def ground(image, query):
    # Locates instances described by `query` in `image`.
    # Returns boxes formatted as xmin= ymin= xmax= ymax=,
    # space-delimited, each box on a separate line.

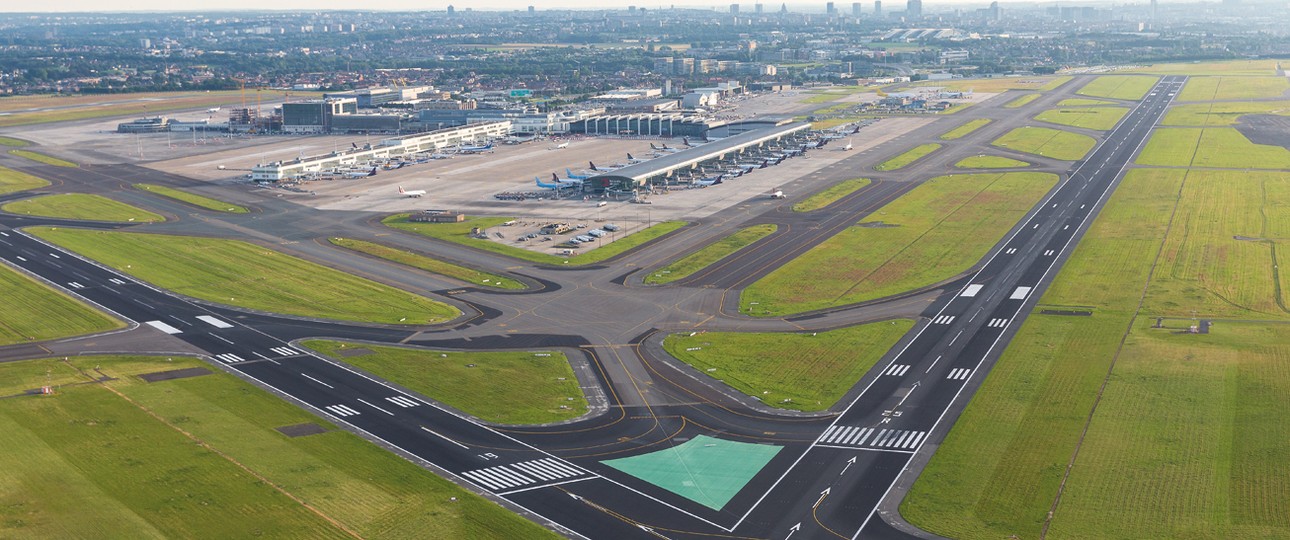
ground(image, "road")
xmin=0 ymin=75 xmax=1184 ymax=539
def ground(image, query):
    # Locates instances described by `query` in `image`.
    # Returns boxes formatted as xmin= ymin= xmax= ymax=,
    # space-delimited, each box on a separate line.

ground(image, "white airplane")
xmin=458 ymin=143 xmax=494 ymax=154
xmin=842 ymin=139 xmax=854 ymax=151
xmin=694 ymin=176 xmax=723 ymax=186
xmin=770 ymin=189 xmax=786 ymax=199
xmin=398 ymin=186 xmax=426 ymax=198
xmin=588 ymin=161 xmax=621 ymax=172
xmin=551 ymin=172 xmax=583 ymax=186
xmin=625 ymin=153 xmax=646 ymax=164
xmin=343 ymin=167 xmax=378 ymax=179
xmin=650 ymin=143 xmax=681 ymax=153
xmin=207 ymin=107 xmax=222 ymax=113
xmin=551 ymin=142 xmax=569 ymax=150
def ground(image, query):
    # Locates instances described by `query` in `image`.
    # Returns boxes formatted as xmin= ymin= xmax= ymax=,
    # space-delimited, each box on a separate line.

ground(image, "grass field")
xmin=1177 ymin=76 xmax=1290 ymax=101
xmin=0 ymin=355 xmax=557 ymax=538
xmin=7 ymin=149 xmax=76 ymax=167
xmin=874 ymin=143 xmax=941 ymax=171
xmin=329 ymin=237 xmax=525 ymax=290
xmin=385 ymin=214 xmax=686 ymax=266
xmin=661 ymin=320 xmax=915 ymax=411
xmin=0 ymin=263 xmax=123 ymax=345
xmin=954 ymin=155 xmax=1030 ymax=169
xmin=1056 ymin=98 xmax=1120 ymax=107
xmin=741 ymin=172 xmax=1057 ymax=316
xmin=1162 ymin=101 xmax=1290 ymax=126
xmin=792 ymin=178 xmax=872 ymax=212
xmin=1124 ymin=59 xmax=1287 ymax=76
xmin=303 ymin=341 xmax=587 ymax=425
xmin=1034 ymin=106 xmax=1129 ymax=130
xmin=644 ymin=224 xmax=777 ymax=285
xmin=30 ymin=228 xmax=460 ymax=325
xmin=0 ymin=136 xmax=30 ymax=146
xmin=134 ymin=183 xmax=248 ymax=213
xmin=1075 ymin=75 xmax=1159 ymax=100
xmin=1003 ymin=94 xmax=1040 ymax=109
xmin=1137 ymin=127 xmax=1290 ymax=169
xmin=993 ymin=126 xmax=1097 ymax=160
xmin=903 ymin=166 xmax=1290 ymax=538
xmin=0 ymin=90 xmax=311 ymax=128
xmin=0 ymin=165 xmax=50 ymax=195
xmin=2 ymin=193 xmax=164 ymax=223
xmin=939 ymin=119 xmax=991 ymax=140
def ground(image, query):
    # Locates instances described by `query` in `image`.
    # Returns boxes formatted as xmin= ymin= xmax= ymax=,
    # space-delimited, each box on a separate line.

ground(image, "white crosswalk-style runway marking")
xmin=817 ymin=425 xmax=927 ymax=451
xmin=462 ymin=458 xmax=588 ymax=491
xmin=325 ymin=404 xmax=360 ymax=417
xmin=884 ymin=364 xmax=910 ymax=376
xmin=947 ymin=368 xmax=972 ymax=380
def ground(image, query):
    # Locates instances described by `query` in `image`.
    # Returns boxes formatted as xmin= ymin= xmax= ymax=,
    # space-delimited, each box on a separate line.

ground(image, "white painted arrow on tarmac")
xmin=814 ymin=487 xmax=831 ymax=509
xmin=840 ymin=456 xmax=857 ymax=476
xmin=786 ymin=523 xmax=802 ymax=539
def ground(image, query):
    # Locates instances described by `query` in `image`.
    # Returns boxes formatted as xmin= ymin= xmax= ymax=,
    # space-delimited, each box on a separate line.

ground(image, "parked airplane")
xmin=343 ymin=167 xmax=378 ymax=178
xmin=770 ymin=189 xmax=786 ymax=199
xmin=694 ymin=176 xmax=723 ymax=186
xmin=398 ymin=186 xmax=426 ymax=198
xmin=458 ymin=143 xmax=495 ymax=154
xmin=566 ymin=168 xmax=592 ymax=180
xmin=842 ymin=139 xmax=854 ymax=151
xmin=625 ymin=153 xmax=646 ymax=164
xmin=551 ymin=172 xmax=583 ymax=185
xmin=551 ymin=142 xmax=570 ymax=150
xmin=650 ymin=143 xmax=680 ymax=153
xmin=207 ymin=107 xmax=222 ymax=113
xmin=588 ymin=161 xmax=621 ymax=172
xmin=536 ymin=176 xmax=577 ymax=190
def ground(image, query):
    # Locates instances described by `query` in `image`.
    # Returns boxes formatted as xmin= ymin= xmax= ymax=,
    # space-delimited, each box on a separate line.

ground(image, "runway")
xmin=0 ymin=75 xmax=1185 ymax=539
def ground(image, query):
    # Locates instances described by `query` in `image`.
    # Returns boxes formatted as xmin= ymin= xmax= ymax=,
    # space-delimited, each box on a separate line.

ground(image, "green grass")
xmin=903 ymin=167 xmax=1290 ymax=538
xmin=0 ymin=165 xmax=49 ymax=195
xmin=644 ymin=224 xmax=777 ymax=285
xmin=1075 ymin=75 xmax=1159 ymax=100
xmin=0 ymin=136 xmax=30 ymax=147
xmin=992 ymin=126 xmax=1097 ymax=160
xmin=385 ymin=214 xmax=686 ymax=266
xmin=801 ymin=92 xmax=845 ymax=104
xmin=874 ymin=143 xmax=941 ymax=171
xmin=30 ymin=228 xmax=460 ymax=325
xmin=1003 ymin=93 xmax=1040 ymax=109
xmin=302 ymin=340 xmax=587 ymax=425
xmin=2 ymin=193 xmax=164 ymax=223
xmin=1137 ymin=127 xmax=1290 ymax=169
xmin=939 ymin=119 xmax=991 ymax=140
xmin=792 ymin=178 xmax=872 ymax=212
xmin=1177 ymin=76 xmax=1290 ymax=101
xmin=741 ymin=172 xmax=1058 ymax=316
xmin=0 ymin=263 xmax=123 ymax=345
xmin=1056 ymin=98 xmax=1120 ymax=107
xmin=0 ymin=355 xmax=558 ymax=538
xmin=1163 ymin=101 xmax=1290 ymax=126
xmin=0 ymin=90 xmax=313 ymax=128
xmin=7 ymin=149 xmax=76 ymax=167
xmin=329 ymin=237 xmax=525 ymax=290
xmin=1125 ymin=59 xmax=1287 ymax=76
xmin=1034 ymin=107 xmax=1129 ymax=130
xmin=662 ymin=320 xmax=915 ymax=411
xmin=954 ymin=155 xmax=1031 ymax=169
xmin=134 ymin=183 xmax=248 ymax=213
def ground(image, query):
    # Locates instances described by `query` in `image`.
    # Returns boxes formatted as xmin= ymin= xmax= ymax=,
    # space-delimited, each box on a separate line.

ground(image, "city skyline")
xmin=1 ymin=0 xmax=1091 ymax=13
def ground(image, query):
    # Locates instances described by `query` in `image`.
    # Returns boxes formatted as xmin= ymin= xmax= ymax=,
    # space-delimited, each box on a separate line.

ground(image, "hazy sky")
xmin=0 ymin=1 xmax=991 ymax=13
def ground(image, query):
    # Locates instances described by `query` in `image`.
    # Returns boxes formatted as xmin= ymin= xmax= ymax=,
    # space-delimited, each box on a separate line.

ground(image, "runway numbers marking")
xmin=932 ymin=315 xmax=955 ymax=325
xmin=987 ymin=318 xmax=1009 ymax=328
xmin=215 ymin=353 xmax=246 ymax=364
xmin=462 ymin=458 xmax=588 ymax=492
xmin=196 ymin=315 xmax=234 ymax=328
xmin=67 ymin=282 xmax=85 ymax=289
xmin=960 ymin=284 xmax=983 ymax=297
xmin=1010 ymin=287 xmax=1032 ymax=300
xmin=325 ymin=404 xmax=361 ymax=417
xmin=385 ymin=395 xmax=421 ymax=408
xmin=947 ymin=368 xmax=972 ymax=381
xmin=818 ymin=426 xmax=926 ymax=451
xmin=144 ymin=320 xmax=183 ymax=335
xmin=270 ymin=346 xmax=299 ymax=356
xmin=108 ymin=278 xmax=126 ymax=285
xmin=885 ymin=364 xmax=910 ymax=376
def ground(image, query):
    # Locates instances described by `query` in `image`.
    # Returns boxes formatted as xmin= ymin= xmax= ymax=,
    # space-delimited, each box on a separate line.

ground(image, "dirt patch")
xmin=856 ymin=221 xmax=900 ymax=228
xmin=1235 ymin=114 xmax=1290 ymax=150
xmin=275 ymin=423 xmax=329 ymax=438
xmin=1234 ymin=235 xmax=1269 ymax=242
xmin=137 ymin=366 xmax=213 ymax=383
xmin=336 ymin=347 xmax=374 ymax=357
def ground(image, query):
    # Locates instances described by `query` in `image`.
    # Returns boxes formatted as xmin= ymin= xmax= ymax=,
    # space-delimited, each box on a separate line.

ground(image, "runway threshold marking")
xmin=1010 ymin=286 xmax=1032 ymax=300
xmin=463 ymin=458 xmax=591 ymax=492
xmin=215 ymin=353 xmax=246 ymax=364
xmin=325 ymin=404 xmax=360 ymax=417
xmin=947 ymin=368 xmax=972 ymax=381
xmin=932 ymin=315 xmax=955 ymax=325
xmin=144 ymin=320 xmax=183 ymax=334
xmin=817 ymin=426 xmax=926 ymax=451
xmin=987 ymin=318 xmax=1009 ymax=328
xmin=884 ymin=364 xmax=910 ymax=376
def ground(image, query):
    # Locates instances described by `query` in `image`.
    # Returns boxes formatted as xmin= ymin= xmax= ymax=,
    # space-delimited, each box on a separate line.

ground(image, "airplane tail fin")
xmin=627 ymin=153 xmax=635 ymax=160
xmin=553 ymin=173 xmax=561 ymax=182
xmin=398 ymin=186 xmax=405 ymax=193
xmin=589 ymin=161 xmax=598 ymax=170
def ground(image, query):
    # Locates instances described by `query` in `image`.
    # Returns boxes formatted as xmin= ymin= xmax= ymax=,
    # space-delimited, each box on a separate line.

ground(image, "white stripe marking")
xmin=196 ymin=315 xmax=233 ymax=328
xmin=960 ymin=284 xmax=983 ymax=297
xmin=1010 ymin=286 xmax=1032 ymax=300
xmin=301 ymin=373 xmax=333 ymax=388
xmin=144 ymin=320 xmax=182 ymax=334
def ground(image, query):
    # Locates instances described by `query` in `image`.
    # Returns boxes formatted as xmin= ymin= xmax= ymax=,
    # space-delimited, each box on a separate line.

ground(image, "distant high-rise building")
xmin=528 ymin=5 xmax=535 ymax=14
xmin=140 ymin=38 xmax=152 ymax=49
xmin=827 ymin=1 xmax=837 ymax=15
xmin=731 ymin=3 xmax=740 ymax=13
xmin=755 ymin=3 xmax=764 ymax=13
xmin=852 ymin=2 xmax=862 ymax=16
xmin=874 ymin=0 xmax=882 ymax=16
xmin=988 ymin=0 xmax=1000 ymax=19
xmin=446 ymin=4 xmax=455 ymax=15
xmin=781 ymin=2 xmax=789 ymax=13
xmin=906 ymin=0 xmax=921 ymax=17
xmin=1149 ymin=0 xmax=1157 ymax=18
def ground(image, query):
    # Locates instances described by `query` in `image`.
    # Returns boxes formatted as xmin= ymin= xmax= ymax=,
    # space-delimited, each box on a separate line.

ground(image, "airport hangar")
xmin=250 ymin=121 xmax=511 ymax=182
xmin=583 ymin=119 xmax=812 ymax=194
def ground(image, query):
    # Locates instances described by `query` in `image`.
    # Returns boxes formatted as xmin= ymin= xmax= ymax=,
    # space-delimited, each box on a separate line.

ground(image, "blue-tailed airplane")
xmin=458 ymin=142 xmax=495 ymax=154
xmin=566 ymin=168 xmax=592 ymax=180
